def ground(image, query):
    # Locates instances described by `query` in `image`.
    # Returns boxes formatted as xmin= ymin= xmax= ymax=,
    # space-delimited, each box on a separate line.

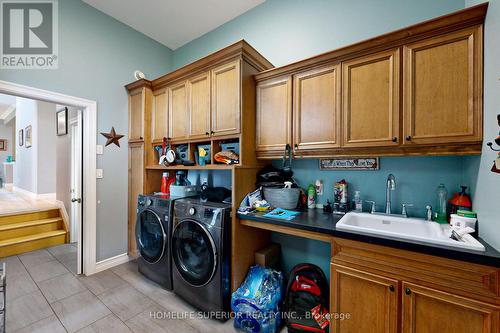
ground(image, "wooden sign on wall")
xmin=319 ymin=158 xmax=379 ymax=171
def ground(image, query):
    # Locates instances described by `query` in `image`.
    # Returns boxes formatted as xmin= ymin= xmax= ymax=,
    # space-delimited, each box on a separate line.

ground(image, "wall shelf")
xmin=145 ymin=164 xmax=237 ymax=171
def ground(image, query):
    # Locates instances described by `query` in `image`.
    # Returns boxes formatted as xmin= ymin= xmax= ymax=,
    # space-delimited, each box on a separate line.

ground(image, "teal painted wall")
xmin=0 ymin=0 xmax=173 ymax=261
xmin=173 ymin=0 xmax=465 ymax=69
xmin=170 ymin=0 xmax=487 ymax=278
xmin=463 ymin=0 xmax=500 ymax=250
xmin=273 ymin=157 xmax=476 ymax=219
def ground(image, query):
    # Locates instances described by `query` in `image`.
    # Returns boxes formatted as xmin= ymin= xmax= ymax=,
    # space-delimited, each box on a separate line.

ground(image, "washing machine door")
xmin=136 ymin=209 xmax=166 ymax=264
xmin=171 ymin=219 xmax=217 ymax=287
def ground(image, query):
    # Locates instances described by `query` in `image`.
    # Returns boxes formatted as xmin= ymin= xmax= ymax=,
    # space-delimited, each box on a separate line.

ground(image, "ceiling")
xmin=82 ymin=0 xmax=265 ymax=50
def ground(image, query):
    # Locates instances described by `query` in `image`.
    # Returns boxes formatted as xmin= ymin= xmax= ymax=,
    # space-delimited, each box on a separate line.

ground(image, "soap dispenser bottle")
xmin=436 ymin=184 xmax=448 ymax=224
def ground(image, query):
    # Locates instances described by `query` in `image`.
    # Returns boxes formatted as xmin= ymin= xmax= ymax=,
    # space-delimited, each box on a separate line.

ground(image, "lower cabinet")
xmin=331 ymin=263 xmax=500 ymax=333
xmin=331 ymin=264 xmax=399 ymax=333
xmin=402 ymin=282 xmax=500 ymax=333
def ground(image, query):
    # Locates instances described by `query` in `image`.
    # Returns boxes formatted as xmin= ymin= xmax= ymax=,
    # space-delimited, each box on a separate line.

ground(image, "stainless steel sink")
xmin=336 ymin=212 xmax=485 ymax=252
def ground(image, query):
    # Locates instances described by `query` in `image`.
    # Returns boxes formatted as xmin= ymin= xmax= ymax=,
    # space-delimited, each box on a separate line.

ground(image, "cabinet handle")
xmin=405 ymin=135 xmax=412 ymax=141
xmin=405 ymin=288 xmax=412 ymax=295
xmin=205 ymin=132 xmax=209 ymax=136
xmin=294 ymin=144 xmax=298 ymax=149
xmin=139 ymin=137 xmax=143 ymax=140
xmin=389 ymin=285 xmax=395 ymax=292
xmin=392 ymin=137 xmax=398 ymax=143
xmin=211 ymin=131 xmax=215 ymax=135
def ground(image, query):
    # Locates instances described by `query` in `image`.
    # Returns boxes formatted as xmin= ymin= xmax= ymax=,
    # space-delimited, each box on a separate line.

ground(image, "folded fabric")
xmin=263 ymin=208 xmax=299 ymax=220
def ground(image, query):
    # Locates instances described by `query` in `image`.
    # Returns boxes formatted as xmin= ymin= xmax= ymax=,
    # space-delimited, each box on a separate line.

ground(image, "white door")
xmin=70 ymin=111 xmax=83 ymax=274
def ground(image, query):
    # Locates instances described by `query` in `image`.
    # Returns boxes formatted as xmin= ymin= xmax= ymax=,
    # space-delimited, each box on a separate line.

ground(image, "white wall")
xmin=36 ymin=102 xmax=57 ymax=194
xmin=14 ymin=98 xmax=58 ymax=195
xmin=465 ymin=0 xmax=500 ymax=250
xmin=14 ymin=98 xmax=38 ymax=193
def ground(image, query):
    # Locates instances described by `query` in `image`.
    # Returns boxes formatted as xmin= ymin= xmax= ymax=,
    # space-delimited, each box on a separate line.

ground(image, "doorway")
xmin=0 ymin=80 xmax=97 ymax=275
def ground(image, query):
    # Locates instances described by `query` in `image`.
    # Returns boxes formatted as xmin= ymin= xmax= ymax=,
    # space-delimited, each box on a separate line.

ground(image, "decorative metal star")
xmin=100 ymin=127 xmax=124 ymax=147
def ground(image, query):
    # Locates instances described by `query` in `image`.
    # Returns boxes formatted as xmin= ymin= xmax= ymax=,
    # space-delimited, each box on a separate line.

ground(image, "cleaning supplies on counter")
xmin=449 ymin=186 xmax=472 ymax=215
xmin=333 ymin=179 xmax=350 ymax=214
xmin=334 ymin=179 xmax=348 ymax=204
xmin=450 ymin=213 xmax=477 ymax=229
xmin=435 ymin=184 xmax=448 ymax=224
xmin=307 ymin=184 xmax=316 ymax=208
xmin=353 ymin=191 xmax=362 ymax=212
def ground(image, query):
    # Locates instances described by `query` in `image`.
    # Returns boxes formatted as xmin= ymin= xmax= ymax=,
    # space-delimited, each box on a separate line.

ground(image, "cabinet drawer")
xmin=332 ymin=238 xmax=500 ymax=305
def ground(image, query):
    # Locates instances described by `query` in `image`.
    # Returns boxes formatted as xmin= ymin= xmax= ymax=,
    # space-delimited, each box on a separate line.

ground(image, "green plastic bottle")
xmin=307 ymin=184 xmax=316 ymax=209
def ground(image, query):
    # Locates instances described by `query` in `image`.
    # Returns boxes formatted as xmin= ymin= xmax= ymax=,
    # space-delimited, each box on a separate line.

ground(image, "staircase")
xmin=0 ymin=208 xmax=68 ymax=258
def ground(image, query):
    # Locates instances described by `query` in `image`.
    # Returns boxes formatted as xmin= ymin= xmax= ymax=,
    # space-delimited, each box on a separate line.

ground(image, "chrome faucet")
xmin=385 ymin=174 xmax=396 ymax=214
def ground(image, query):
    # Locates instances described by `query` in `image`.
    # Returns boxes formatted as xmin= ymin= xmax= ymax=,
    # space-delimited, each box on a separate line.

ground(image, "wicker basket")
xmin=263 ymin=187 xmax=300 ymax=210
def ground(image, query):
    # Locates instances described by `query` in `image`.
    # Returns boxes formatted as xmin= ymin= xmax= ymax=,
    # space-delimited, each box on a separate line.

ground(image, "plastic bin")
xmin=232 ymin=265 xmax=284 ymax=333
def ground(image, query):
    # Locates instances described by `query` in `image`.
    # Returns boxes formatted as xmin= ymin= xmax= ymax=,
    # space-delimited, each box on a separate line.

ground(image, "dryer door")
xmin=136 ymin=209 xmax=166 ymax=264
xmin=172 ymin=219 xmax=217 ymax=287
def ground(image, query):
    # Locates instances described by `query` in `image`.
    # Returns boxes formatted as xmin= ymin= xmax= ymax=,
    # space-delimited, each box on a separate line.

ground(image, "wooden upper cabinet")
xmin=211 ymin=60 xmax=241 ymax=136
xmin=293 ymin=65 xmax=341 ymax=152
xmin=151 ymin=88 xmax=168 ymax=142
xmin=403 ymin=26 xmax=483 ymax=145
xmin=402 ymin=282 xmax=500 ymax=333
xmin=332 ymin=264 xmax=399 ymax=333
xmin=342 ymin=49 xmax=400 ymax=147
xmin=256 ymin=76 xmax=292 ymax=154
xmin=168 ymin=81 xmax=188 ymax=141
xmin=188 ymin=72 xmax=211 ymax=139
xmin=128 ymin=88 xmax=144 ymax=141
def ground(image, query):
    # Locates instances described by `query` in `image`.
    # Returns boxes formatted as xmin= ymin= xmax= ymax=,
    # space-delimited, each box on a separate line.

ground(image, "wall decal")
xmin=486 ymin=114 xmax=500 ymax=174
xmin=319 ymin=157 xmax=379 ymax=170
xmin=100 ymin=127 xmax=124 ymax=147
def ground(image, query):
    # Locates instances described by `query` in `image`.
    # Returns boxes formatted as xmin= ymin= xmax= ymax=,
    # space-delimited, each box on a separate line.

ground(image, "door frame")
xmin=0 ymin=80 xmax=97 ymax=275
xmin=69 ymin=115 xmax=81 ymax=245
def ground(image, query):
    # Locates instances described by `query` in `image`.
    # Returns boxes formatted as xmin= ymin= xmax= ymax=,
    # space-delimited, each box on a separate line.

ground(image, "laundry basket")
xmin=263 ymin=187 xmax=300 ymax=210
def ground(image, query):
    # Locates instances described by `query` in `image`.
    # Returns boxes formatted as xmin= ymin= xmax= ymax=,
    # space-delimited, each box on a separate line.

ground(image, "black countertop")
xmin=238 ymin=209 xmax=500 ymax=268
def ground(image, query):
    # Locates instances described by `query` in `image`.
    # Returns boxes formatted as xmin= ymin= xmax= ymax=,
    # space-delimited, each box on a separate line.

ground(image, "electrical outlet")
xmin=96 ymin=145 xmax=103 ymax=155
xmin=96 ymin=169 xmax=103 ymax=179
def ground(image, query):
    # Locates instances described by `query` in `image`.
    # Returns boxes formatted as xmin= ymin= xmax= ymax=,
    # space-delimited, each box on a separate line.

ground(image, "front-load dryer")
xmin=171 ymin=198 xmax=232 ymax=318
xmin=135 ymin=194 xmax=176 ymax=290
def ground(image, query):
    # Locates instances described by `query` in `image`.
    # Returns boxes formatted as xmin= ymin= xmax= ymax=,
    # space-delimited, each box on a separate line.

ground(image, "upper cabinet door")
xmin=128 ymin=88 xmax=144 ymax=141
xmin=342 ymin=49 xmax=400 ymax=147
xmin=332 ymin=264 xmax=399 ymax=333
xmin=151 ymin=88 xmax=168 ymax=142
xmin=293 ymin=64 xmax=341 ymax=152
xmin=188 ymin=72 xmax=211 ymax=140
xmin=256 ymin=76 xmax=292 ymax=154
xmin=211 ymin=60 xmax=241 ymax=136
xmin=168 ymin=81 xmax=189 ymax=141
xmin=403 ymin=26 xmax=483 ymax=145
xmin=402 ymin=282 xmax=499 ymax=333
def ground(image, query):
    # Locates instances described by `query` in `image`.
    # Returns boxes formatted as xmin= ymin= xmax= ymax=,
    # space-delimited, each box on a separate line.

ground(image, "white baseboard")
xmin=94 ymin=253 xmax=131 ymax=274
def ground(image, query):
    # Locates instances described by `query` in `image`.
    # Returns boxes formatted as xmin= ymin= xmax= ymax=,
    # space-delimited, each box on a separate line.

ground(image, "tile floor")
xmin=1 ymin=244 xmax=272 ymax=333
